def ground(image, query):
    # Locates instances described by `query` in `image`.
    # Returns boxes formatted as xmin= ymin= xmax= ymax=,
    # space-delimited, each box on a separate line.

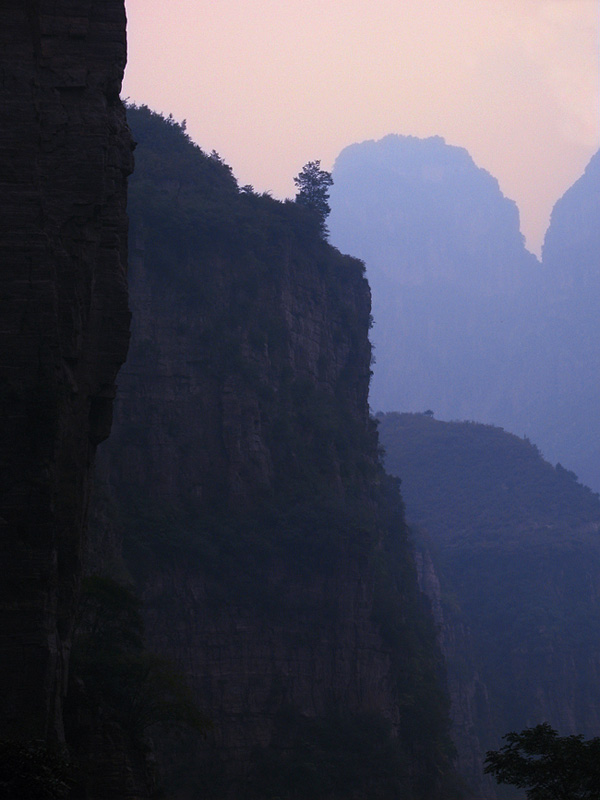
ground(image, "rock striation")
xmin=0 ymin=1 xmax=131 ymax=744
xmin=93 ymin=107 xmax=460 ymax=799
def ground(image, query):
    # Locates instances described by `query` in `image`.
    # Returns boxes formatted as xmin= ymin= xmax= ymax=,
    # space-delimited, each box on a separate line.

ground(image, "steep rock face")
xmin=0 ymin=1 xmax=131 ymax=742
xmin=94 ymin=108 xmax=458 ymax=799
xmin=414 ymin=546 xmax=495 ymax=798
xmin=329 ymin=135 xmax=534 ymax=294
xmin=379 ymin=412 xmax=600 ymax=797
xmin=492 ymin=148 xmax=600 ymax=492
xmin=112 ymin=218 xmax=372 ymax=510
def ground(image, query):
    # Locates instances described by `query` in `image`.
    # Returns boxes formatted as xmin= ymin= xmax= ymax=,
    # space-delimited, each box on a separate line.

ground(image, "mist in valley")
xmin=3 ymin=3 xmax=600 ymax=799
xmin=329 ymin=138 xmax=600 ymax=493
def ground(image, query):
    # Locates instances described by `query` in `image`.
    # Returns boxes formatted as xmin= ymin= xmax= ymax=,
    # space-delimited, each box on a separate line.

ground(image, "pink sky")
xmin=122 ymin=0 xmax=599 ymax=256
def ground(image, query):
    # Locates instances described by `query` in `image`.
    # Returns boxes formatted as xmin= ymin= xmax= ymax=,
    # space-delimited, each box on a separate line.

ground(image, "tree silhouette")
xmin=294 ymin=160 xmax=333 ymax=237
xmin=484 ymin=724 xmax=600 ymax=800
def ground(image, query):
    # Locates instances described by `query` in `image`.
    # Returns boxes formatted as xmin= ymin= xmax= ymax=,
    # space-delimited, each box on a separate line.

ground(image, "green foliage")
xmin=377 ymin=413 xmax=600 ymax=549
xmin=248 ymin=707 xmax=412 ymax=800
xmin=484 ymin=724 xmax=600 ymax=800
xmin=126 ymin=105 xmax=369 ymax=405
xmin=70 ymin=576 xmax=208 ymax=740
xmin=0 ymin=740 xmax=72 ymax=799
xmin=127 ymin=106 xmax=340 ymax=269
xmin=294 ymin=160 xmax=334 ymax=237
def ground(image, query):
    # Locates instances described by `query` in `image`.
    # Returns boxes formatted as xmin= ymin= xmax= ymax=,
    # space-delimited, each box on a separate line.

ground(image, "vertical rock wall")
xmin=415 ymin=547 xmax=495 ymax=798
xmin=92 ymin=108 xmax=460 ymax=799
xmin=0 ymin=0 xmax=131 ymax=742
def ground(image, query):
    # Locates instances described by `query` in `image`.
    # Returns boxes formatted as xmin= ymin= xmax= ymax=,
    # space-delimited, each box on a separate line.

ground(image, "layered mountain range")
xmin=4 ymin=5 xmax=597 ymax=799
xmin=329 ymin=136 xmax=600 ymax=491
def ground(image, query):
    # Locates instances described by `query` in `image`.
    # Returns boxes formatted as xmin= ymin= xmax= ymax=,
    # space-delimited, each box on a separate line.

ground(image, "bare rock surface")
xmin=0 ymin=0 xmax=131 ymax=742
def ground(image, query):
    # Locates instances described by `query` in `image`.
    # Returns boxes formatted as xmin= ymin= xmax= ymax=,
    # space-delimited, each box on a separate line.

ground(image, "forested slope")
xmin=378 ymin=412 xmax=600 ymax=796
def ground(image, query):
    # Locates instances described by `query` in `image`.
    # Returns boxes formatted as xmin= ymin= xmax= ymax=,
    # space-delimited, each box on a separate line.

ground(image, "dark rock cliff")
xmin=413 ymin=545 xmax=496 ymax=799
xmin=93 ymin=107 xmax=460 ymax=799
xmin=0 ymin=0 xmax=131 ymax=745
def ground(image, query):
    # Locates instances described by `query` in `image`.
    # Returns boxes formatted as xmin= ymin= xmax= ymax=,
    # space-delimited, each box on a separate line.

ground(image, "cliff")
xmin=329 ymin=135 xmax=535 ymax=295
xmin=488 ymin=147 xmax=600 ymax=492
xmin=0 ymin=0 xmax=131 ymax=751
xmin=92 ymin=106 xmax=460 ymax=800
xmin=378 ymin=412 xmax=600 ymax=797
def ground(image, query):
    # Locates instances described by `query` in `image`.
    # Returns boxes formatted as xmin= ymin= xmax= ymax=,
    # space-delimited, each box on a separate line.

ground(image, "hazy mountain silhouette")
xmin=329 ymin=136 xmax=600 ymax=490
xmin=526 ymin=149 xmax=600 ymax=490
xmin=543 ymin=150 xmax=600 ymax=294
xmin=330 ymin=134 xmax=538 ymax=294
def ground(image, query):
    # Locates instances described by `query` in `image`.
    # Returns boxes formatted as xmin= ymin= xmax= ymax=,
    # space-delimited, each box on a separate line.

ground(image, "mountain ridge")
xmin=378 ymin=411 xmax=600 ymax=796
xmin=329 ymin=134 xmax=600 ymax=491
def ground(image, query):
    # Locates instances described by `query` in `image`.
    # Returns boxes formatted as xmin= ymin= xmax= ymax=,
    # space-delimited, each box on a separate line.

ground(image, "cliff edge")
xmin=92 ymin=106 xmax=460 ymax=800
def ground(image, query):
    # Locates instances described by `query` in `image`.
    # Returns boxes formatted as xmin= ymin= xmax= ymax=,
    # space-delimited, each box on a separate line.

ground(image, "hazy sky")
xmin=123 ymin=0 xmax=599 ymax=256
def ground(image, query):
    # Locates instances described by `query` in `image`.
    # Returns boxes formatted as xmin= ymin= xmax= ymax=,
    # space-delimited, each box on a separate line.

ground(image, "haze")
xmin=123 ymin=0 xmax=599 ymax=255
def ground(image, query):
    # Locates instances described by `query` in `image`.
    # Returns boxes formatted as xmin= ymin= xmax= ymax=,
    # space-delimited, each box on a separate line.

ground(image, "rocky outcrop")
xmin=0 ymin=1 xmax=131 ymax=744
xmin=108 ymin=219 xmax=372 ymax=511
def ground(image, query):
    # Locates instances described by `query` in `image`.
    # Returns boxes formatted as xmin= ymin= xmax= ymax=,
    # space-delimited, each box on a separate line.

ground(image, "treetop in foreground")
xmin=484 ymin=723 xmax=600 ymax=800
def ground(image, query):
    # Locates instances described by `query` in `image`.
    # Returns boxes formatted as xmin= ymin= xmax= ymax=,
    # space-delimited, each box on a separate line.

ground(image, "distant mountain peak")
xmin=542 ymin=148 xmax=600 ymax=281
xmin=329 ymin=133 xmax=532 ymax=295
